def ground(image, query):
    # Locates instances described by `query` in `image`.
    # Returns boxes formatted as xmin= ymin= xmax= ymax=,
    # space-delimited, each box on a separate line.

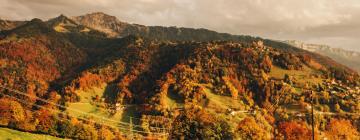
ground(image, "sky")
xmin=0 ymin=0 xmax=359 ymax=52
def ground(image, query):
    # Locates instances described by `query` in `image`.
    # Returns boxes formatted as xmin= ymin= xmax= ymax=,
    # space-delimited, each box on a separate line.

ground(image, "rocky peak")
xmin=71 ymin=12 xmax=130 ymax=37
xmin=47 ymin=14 xmax=78 ymax=26
xmin=285 ymin=40 xmax=360 ymax=72
xmin=285 ymin=40 xmax=360 ymax=57
xmin=46 ymin=14 xmax=105 ymax=35
xmin=72 ymin=12 xmax=123 ymax=26
xmin=83 ymin=12 xmax=118 ymax=21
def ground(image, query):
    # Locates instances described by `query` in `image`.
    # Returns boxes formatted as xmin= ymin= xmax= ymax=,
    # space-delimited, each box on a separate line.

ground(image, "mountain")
xmin=71 ymin=12 xmax=132 ymax=37
xmin=0 ymin=18 xmax=88 ymax=93
xmin=48 ymin=14 xmax=84 ymax=33
xmin=71 ymin=12 xmax=263 ymax=43
xmin=47 ymin=14 xmax=107 ymax=38
xmin=72 ymin=13 xmax=356 ymax=74
xmin=71 ymin=12 xmax=253 ymax=41
xmin=0 ymin=13 xmax=359 ymax=139
xmin=285 ymin=40 xmax=360 ymax=73
xmin=0 ymin=18 xmax=25 ymax=31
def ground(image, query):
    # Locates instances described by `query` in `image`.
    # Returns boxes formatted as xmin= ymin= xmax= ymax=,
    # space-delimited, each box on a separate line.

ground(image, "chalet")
xmin=295 ymin=113 xmax=305 ymax=117
xmin=348 ymin=90 xmax=355 ymax=94
xmin=331 ymin=79 xmax=337 ymax=85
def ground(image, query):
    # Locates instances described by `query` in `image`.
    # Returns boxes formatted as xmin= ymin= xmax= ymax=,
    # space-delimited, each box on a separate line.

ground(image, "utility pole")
xmin=129 ymin=117 xmax=133 ymax=139
xmin=311 ymin=91 xmax=315 ymax=140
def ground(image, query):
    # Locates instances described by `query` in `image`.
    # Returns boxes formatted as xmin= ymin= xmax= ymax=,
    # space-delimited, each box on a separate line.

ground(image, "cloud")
xmin=0 ymin=0 xmax=359 ymax=51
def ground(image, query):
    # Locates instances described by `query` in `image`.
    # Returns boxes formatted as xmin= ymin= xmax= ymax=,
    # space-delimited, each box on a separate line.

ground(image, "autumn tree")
xmin=73 ymin=124 xmax=98 ymax=140
xmin=57 ymin=120 xmax=77 ymax=138
xmin=278 ymin=121 xmax=312 ymax=140
xmin=171 ymin=105 xmax=232 ymax=139
xmin=334 ymin=103 xmax=342 ymax=113
xmin=222 ymin=76 xmax=239 ymax=99
xmin=325 ymin=119 xmax=359 ymax=140
xmin=235 ymin=117 xmax=271 ymax=139
xmin=35 ymin=108 xmax=58 ymax=135
xmin=98 ymin=126 xmax=116 ymax=140
xmin=0 ymin=98 xmax=25 ymax=126
xmin=261 ymin=55 xmax=272 ymax=72
xmin=75 ymin=72 xmax=103 ymax=91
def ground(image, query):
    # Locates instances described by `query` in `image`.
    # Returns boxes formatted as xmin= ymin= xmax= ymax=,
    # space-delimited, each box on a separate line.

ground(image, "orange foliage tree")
xmin=325 ymin=118 xmax=359 ymax=140
xmin=0 ymin=98 xmax=25 ymax=125
xmin=278 ymin=121 xmax=312 ymax=140
xmin=76 ymin=72 xmax=103 ymax=91
xmin=171 ymin=105 xmax=232 ymax=139
xmin=236 ymin=117 xmax=270 ymax=139
xmin=222 ymin=76 xmax=239 ymax=99
xmin=35 ymin=108 xmax=56 ymax=133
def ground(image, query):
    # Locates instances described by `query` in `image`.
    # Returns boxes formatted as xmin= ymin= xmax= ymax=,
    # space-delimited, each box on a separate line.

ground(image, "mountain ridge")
xmin=70 ymin=13 xmax=358 ymax=74
xmin=1 ymin=13 xmax=358 ymax=75
xmin=0 ymin=18 xmax=26 ymax=31
xmin=285 ymin=40 xmax=360 ymax=73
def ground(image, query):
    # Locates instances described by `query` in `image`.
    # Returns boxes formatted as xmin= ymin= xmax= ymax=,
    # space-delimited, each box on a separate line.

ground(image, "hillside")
xmin=285 ymin=40 xmax=360 ymax=73
xmin=0 ymin=18 xmax=25 ymax=31
xmin=0 ymin=13 xmax=359 ymax=139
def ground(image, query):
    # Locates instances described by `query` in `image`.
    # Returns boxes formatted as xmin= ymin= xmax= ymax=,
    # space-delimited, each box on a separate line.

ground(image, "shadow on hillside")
xmin=102 ymin=84 xmax=118 ymax=103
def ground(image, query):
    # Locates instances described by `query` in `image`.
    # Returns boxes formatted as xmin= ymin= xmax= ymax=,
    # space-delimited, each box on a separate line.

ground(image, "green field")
xmin=202 ymin=87 xmax=248 ymax=128
xmin=75 ymin=83 xmax=108 ymax=103
xmin=0 ymin=128 xmax=63 ymax=140
xmin=204 ymin=88 xmax=244 ymax=110
xmin=67 ymin=83 xmax=140 ymax=128
xmin=67 ymin=84 xmax=122 ymax=126
xmin=269 ymin=66 xmax=323 ymax=86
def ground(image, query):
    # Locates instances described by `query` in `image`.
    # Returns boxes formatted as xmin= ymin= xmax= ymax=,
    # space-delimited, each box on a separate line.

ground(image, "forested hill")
xmin=70 ymin=12 xmax=358 ymax=74
xmin=0 ymin=12 xmax=356 ymax=74
xmin=0 ymin=13 xmax=359 ymax=139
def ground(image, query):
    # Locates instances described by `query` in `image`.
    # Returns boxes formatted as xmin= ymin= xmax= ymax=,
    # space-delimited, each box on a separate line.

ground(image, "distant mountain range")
xmin=285 ymin=40 xmax=360 ymax=73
